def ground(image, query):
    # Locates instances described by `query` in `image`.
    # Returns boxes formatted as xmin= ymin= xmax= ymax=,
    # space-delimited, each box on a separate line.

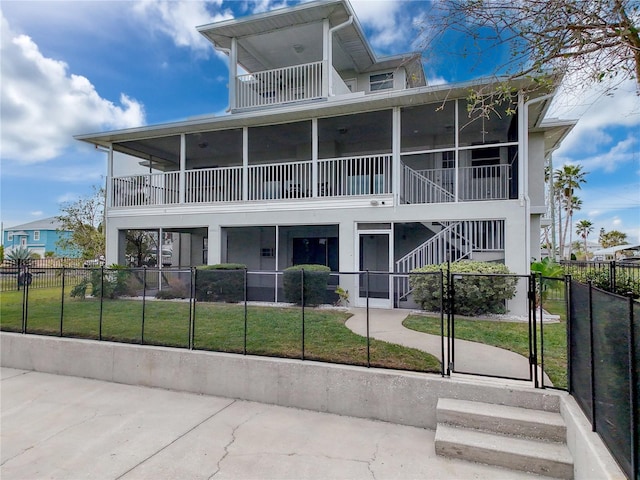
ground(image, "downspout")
xmin=523 ymin=93 xmax=555 ymax=270
xmin=327 ymin=15 xmax=353 ymax=97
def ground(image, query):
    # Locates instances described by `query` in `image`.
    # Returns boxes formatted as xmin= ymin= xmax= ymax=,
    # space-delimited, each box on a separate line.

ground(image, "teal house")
xmin=3 ymin=217 xmax=76 ymax=257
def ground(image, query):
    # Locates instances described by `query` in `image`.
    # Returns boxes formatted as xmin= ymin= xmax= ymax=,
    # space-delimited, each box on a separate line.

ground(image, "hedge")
xmin=195 ymin=264 xmax=246 ymax=303
xmin=283 ymin=264 xmax=331 ymax=306
xmin=410 ymin=261 xmax=518 ymax=316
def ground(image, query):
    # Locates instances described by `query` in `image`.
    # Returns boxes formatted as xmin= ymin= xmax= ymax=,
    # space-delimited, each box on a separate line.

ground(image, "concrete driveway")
xmin=1 ymin=367 xmax=554 ymax=480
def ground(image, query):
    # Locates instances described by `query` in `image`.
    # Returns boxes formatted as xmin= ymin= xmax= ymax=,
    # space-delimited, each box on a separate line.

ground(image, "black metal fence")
xmin=569 ymin=280 xmax=639 ymax=480
xmin=0 ymin=258 xmax=85 ymax=292
xmin=561 ymin=260 xmax=640 ymax=298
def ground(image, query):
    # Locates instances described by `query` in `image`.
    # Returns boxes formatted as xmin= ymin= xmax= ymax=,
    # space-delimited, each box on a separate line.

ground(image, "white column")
xmin=454 ymin=99 xmax=459 ymax=202
xmin=242 ymin=127 xmax=249 ymax=201
xmin=106 ymin=145 xmax=114 ymax=209
xmin=179 ymin=133 xmax=186 ymax=204
xmin=312 ymin=118 xmax=318 ymax=197
xmin=322 ymin=18 xmax=330 ymax=98
xmin=392 ymin=107 xmax=401 ymax=204
xmin=229 ymin=37 xmax=237 ymax=111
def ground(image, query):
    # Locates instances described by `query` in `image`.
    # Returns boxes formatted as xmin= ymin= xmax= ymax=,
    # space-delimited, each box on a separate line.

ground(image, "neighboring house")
xmin=3 ymin=217 xmax=76 ymax=257
xmin=76 ymin=0 xmax=575 ymax=310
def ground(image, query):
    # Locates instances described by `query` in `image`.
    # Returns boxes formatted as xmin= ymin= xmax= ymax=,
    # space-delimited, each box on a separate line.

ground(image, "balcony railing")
xmin=403 ymin=164 xmax=510 ymax=204
xmin=112 ymin=172 xmax=179 ymax=207
xmin=236 ymin=61 xmax=324 ymax=110
xmin=186 ymin=166 xmax=242 ymax=203
xmin=247 ymin=161 xmax=312 ymax=200
xmin=109 ymin=156 xmax=509 ymax=208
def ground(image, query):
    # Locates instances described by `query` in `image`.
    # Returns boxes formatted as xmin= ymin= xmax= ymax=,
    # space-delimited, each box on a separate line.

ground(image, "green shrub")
xmin=70 ymin=265 xmax=133 ymax=299
xmin=410 ymin=261 xmax=518 ymax=316
xmin=195 ymin=264 xmax=246 ymax=303
xmin=283 ymin=264 xmax=331 ymax=306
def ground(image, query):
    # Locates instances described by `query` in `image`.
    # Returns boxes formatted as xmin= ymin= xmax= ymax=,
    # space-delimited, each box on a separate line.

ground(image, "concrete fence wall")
xmin=0 ymin=332 xmax=624 ymax=479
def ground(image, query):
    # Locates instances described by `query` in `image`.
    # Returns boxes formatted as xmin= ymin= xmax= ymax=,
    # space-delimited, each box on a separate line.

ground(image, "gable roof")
xmin=6 ymin=217 xmax=66 ymax=231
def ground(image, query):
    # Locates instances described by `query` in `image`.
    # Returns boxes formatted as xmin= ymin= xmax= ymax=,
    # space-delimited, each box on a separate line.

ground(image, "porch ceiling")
xmin=197 ymin=0 xmax=382 ymax=74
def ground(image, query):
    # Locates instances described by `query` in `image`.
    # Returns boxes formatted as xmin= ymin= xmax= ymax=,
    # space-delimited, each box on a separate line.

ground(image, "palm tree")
xmin=576 ymin=220 xmax=594 ymax=260
xmin=564 ymin=196 xmax=582 ymax=258
xmin=554 ymin=165 xmax=588 ymax=259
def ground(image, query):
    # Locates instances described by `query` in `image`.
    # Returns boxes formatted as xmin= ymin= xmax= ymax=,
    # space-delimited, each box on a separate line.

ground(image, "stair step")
xmin=435 ymin=424 xmax=573 ymax=479
xmin=437 ymin=398 xmax=566 ymax=442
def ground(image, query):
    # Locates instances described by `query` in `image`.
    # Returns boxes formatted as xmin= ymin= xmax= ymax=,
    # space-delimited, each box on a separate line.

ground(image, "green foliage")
xmin=0 ymin=245 xmax=4 ymax=264
xmin=70 ymin=265 xmax=134 ymax=299
xmin=195 ymin=264 xmax=246 ymax=303
xmin=531 ymin=258 xmax=564 ymax=304
xmin=410 ymin=261 xmax=517 ymax=316
xmin=283 ymin=264 xmax=331 ymax=307
xmin=44 ymin=251 xmax=55 ymax=258
xmin=599 ymin=229 xmax=628 ymax=248
xmin=334 ymin=286 xmax=350 ymax=307
xmin=563 ymin=264 xmax=639 ymax=299
xmin=56 ymin=185 xmax=105 ymax=260
xmin=5 ymin=247 xmax=36 ymax=266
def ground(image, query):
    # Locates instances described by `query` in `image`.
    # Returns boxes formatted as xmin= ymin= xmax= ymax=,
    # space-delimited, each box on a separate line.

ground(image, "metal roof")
xmin=6 ymin=217 xmax=65 ymax=231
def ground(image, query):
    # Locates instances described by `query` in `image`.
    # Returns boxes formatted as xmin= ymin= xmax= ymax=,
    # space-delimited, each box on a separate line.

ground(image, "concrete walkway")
xmin=345 ymin=308 xmax=537 ymax=381
xmin=1 ymin=367 xmax=556 ymax=480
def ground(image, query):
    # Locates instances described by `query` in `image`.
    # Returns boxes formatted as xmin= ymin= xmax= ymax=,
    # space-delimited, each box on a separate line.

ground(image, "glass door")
xmin=357 ymin=230 xmax=391 ymax=308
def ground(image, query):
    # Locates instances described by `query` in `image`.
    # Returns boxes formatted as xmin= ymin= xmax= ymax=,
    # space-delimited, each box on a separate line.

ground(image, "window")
xmin=369 ymin=73 xmax=394 ymax=91
xmin=442 ymin=151 xmax=455 ymax=169
xmin=7 ymin=232 xmax=13 ymax=241
xmin=33 ymin=231 xmax=40 ymax=241
xmin=472 ymin=147 xmax=501 ymax=177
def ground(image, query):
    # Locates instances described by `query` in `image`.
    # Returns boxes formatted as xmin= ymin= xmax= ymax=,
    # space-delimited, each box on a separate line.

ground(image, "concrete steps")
xmin=435 ymin=398 xmax=573 ymax=479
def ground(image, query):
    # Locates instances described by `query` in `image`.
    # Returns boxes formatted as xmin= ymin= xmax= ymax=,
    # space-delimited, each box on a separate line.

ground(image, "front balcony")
xmin=109 ymin=154 xmax=512 ymax=209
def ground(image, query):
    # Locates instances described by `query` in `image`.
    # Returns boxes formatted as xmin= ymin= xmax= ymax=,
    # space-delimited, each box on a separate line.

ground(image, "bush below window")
xmin=283 ymin=264 xmax=331 ymax=306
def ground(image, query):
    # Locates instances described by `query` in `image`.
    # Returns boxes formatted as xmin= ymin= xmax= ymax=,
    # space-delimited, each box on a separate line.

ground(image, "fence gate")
xmin=447 ymin=272 xmax=537 ymax=383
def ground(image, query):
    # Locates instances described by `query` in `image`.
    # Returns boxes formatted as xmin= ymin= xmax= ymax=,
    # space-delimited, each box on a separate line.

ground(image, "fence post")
xmin=628 ymin=293 xmax=638 ymax=480
xmin=439 ymin=270 xmax=445 ymax=377
xmin=532 ymin=274 xmax=540 ymax=388
xmin=301 ymin=269 xmax=305 ymax=361
xmin=243 ymin=268 xmax=248 ymax=355
xmin=366 ymin=270 xmax=370 ymax=368
xmin=99 ymin=266 xmax=104 ymax=341
xmin=610 ymin=261 xmax=616 ymax=293
xmin=189 ymin=267 xmax=196 ymax=350
xmin=588 ymin=280 xmax=596 ymax=432
xmin=565 ymin=275 xmax=572 ymax=393
xmin=141 ymin=267 xmax=147 ymax=345
xmin=59 ymin=266 xmax=65 ymax=336
xmin=21 ymin=265 xmax=29 ymax=333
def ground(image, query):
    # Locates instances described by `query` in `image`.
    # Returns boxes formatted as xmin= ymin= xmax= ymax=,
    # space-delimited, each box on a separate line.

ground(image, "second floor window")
xmin=33 ymin=231 xmax=40 ymax=241
xmin=7 ymin=232 xmax=13 ymax=241
xmin=370 ymin=73 xmax=394 ymax=91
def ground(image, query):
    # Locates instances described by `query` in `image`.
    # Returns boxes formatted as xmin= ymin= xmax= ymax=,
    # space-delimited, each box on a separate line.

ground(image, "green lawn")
xmin=0 ymin=288 xmax=440 ymax=373
xmin=403 ymin=303 xmax=568 ymax=389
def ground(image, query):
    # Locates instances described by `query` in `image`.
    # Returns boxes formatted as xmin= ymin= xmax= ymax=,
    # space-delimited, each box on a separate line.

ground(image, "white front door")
xmin=356 ymin=229 xmax=392 ymax=308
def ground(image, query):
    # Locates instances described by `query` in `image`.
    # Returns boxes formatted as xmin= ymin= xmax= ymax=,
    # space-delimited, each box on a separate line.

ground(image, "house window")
xmin=7 ymin=232 xmax=13 ymax=241
xmin=261 ymin=248 xmax=275 ymax=258
xmin=472 ymin=147 xmax=501 ymax=177
xmin=33 ymin=231 xmax=40 ymax=241
xmin=442 ymin=151 xmax=455 ymax=169
xmin=370 ymin=73 xmax=394 ymax=91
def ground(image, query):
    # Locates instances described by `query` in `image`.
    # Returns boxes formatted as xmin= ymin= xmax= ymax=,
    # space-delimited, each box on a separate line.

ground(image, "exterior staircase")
xmin=435 ymin=398 xmax=574 ymax=479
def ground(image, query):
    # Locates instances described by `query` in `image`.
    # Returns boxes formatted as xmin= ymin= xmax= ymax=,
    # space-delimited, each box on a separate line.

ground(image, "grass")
xmin=0 ymin=287 xmax=440 ymax=374
xmin=403 ymin=301 xmax=568 ymax=389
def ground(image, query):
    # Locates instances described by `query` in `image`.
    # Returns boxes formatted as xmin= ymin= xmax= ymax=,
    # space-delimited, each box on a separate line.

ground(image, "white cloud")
xmin=551 ymin=79 xmax=640 ymax=157
xmin=132 ymin=0 xmax=233 ymax=56
xmin=350 ymin=0 xmax=413 ymax=51
xmin=30 ymin=211 xmax=43 ymax=217
xmin=556 ymin=135 xmax=638 ymax=173
xmin=0 ymin=12 xmax=145 ymax=164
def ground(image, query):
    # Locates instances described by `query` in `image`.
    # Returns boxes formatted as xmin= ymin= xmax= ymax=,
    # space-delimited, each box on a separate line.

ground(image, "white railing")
xmin=318 ymin=154 xmax=392 ymax=197
xmin=395 ymin=220 xmax=505 ymax=300
xmin=405 ymin=164 xmax=510 ymax=203
xmin=247 ymin=161 xmax=312 ymax=200
xmin=185 ymin=166 xmax=243 ymax=203
xmin=401 ymin=163 xmax=454 ymax=204
xmin=236 ymin=61 xmax=324 ymax=109
xmin=458 ymin=164 xmax=509 ymax=200
xmin=112 ymin=172 xmax=179 ymax=207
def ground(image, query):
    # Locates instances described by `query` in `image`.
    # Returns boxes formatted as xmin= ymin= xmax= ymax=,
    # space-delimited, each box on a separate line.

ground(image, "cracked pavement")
xmin=2 ymin=368 xmax=551 ymax=479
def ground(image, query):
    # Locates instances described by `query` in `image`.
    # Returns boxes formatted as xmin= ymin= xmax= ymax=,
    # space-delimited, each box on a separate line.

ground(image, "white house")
xmin=76 ymin=0 xmax=575 ymax=310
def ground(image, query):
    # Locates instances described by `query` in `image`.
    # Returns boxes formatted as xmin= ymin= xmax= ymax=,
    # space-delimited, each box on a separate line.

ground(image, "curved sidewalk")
xmin=345 ymin=308 xmax=537 ymax=381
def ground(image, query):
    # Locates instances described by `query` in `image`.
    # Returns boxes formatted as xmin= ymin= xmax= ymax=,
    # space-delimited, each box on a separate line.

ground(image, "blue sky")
xmin=1 ymin=0 xmax=638 ymax=244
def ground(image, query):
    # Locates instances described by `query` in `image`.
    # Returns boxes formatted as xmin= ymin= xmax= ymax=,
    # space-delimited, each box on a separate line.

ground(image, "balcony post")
xmin=312 ymin=118 xmax=318 ymax=197
xmin=229 ymin=37 xmax=237 ymax=111
xmin=392 ymin=107 xmax=401 ymax=203
xmin=179 ymin=133 xmax=186 ymax=204
xmin=242 ymin=126 xmax=248 ymax=201
xmin=322 ymin=19 xmax=329 ymax=98
xmin=107 ymin=145 xmax=114 ymax=208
